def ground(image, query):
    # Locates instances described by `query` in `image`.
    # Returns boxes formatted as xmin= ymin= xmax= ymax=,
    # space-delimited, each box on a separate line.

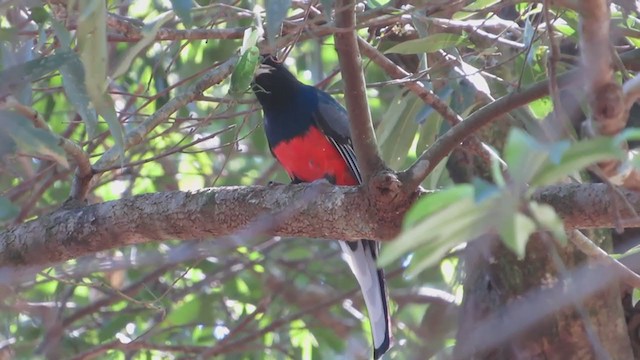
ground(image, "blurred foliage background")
xmin=1 ymin=0 xmax=639 ymax=359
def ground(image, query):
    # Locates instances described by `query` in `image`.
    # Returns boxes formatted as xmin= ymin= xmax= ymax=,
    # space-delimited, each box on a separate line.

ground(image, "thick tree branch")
xmin=623 ymin=73 xmax=640 ymax=108
xmin=576 ymin=0 xmax=640 ymax=189
xmin=334 ymin=0 xmax=385 ymax=181
xmin=0 ymin=183 xmax=384 ymax=268
xmin=579 ymin=0 xmax=622 ymax=135
xmin=2 ymin=183 xmax=640 ymax=269
xmin=578 ymin=0 xmax=627 ymax=136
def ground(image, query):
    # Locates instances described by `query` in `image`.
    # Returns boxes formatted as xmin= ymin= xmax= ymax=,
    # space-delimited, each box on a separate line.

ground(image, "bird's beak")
xmin=255 ymin=63 xmax=275 ymax=77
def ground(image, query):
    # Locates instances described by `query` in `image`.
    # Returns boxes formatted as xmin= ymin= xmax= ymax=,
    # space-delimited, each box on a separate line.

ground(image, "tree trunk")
xmin=455 ymin=234 xmax=633 ymax=359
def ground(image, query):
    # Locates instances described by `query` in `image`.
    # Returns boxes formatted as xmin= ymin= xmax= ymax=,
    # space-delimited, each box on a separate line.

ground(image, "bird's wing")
xmin=313 ymin=90 xmax=363 ymax=183
xmin=312 ymin=87 xmax=391 ymax=359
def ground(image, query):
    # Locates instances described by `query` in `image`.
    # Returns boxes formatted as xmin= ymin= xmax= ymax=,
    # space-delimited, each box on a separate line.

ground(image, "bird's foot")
xmin=308 ymin=177 xmax=334 ymax=192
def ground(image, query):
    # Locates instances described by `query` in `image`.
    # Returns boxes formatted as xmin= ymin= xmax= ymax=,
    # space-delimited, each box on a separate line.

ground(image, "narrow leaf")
xmin=532 ymin=137 xmax=624 ymax=186
xmin=59 ymin=51 xmax=99 ymax=138
xmin=503 ymin=128 xmax=548 ymax=184
xmin=528 ymin=201 xmax=567 ymax=244
xmin=403 ymin=184 xmax=474 ymax=228
xmin=78 ymin=0 xmax=124 ymax=158
xmin=0 ymin=50 xmax=75 ymax=98
xmin=94 ymin=94 xmax=124 ymax=158
xmin=402 ymin=199 xmax=496 ymax=276
xmin=499 ymin=212 xmax=536 ymax=259
xmin=380 ymin=193 xmax=484 ymax=267
xmin=385 ymin=33 xmax=469 ymax=55
xmin=51 ymin=18 xmax=72 ymax=48
xmin=163 ymin=295 xmax=202 ymax=327
xmin=170 ymin=0 xmax=193 ymax=27
xmin=265 ymin=0 xmax=291 ymax=46
xmin=112 ymin=12 xmax=174 ymax=80
xmin=0 ymin=110 xmax=68 ymax=168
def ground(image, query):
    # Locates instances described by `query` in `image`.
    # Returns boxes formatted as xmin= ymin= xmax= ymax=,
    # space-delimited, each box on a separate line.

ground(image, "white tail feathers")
xmin=339 ymin=240 xmax=391 ymax=359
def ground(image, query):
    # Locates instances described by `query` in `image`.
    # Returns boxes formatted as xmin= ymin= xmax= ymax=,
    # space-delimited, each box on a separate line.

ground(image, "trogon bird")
xmin=252 ymin=55 xmax=391 ymax=359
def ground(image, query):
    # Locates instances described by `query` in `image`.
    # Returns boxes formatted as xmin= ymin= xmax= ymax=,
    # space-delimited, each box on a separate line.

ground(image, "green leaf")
xmin=377 ymin=92 xmax=425 ymax=168
xmin=228 ymin=46 xmax=260 ymax=98
xmin=403 ymin=184 xmax=474 ymax=228
xmin=59 ymin=51 xmax=99 ymax=138
xmin=529 ymin=201 xmax=567 ymax=244
xmin=376 ymin=92 xmax=407 ymax=145
xmin=503 ymin=128 xmax=549 ymax=184
xmin=265 ymin=0 xmax=291 ymax=46
xmin=290 ymin=319 xmax=318 ymax=360
xmin=633 ymin=288 xmax=640 ymax=306
xmin=0 ymin=110 xmax=68 ymax=168
xmin=532 ymin=137 xmax=624 ymax=186
xmin=472 ymin=178 xmax=499 ymax=202
xmin=384 ymin=33 xmax=469 ymax=55
xmin=367 ymin=0 xmax=391 ymax=7
xmin=528 ymin=97 xmax=553 ymax=119
xmin=0 ymin=50 xmax=75 ymax=98
xmin=112 ymin=11 xmax=175 ymax=80
xmin=29 ymin=6 xmax=49 ymax=25
xmin=170 ymin=0 xmax=193 ymax=27
xmin=619 ymin=128 xmax=640 ymax=143
xmin=380 ymin=190 xmax=489 ymax=268
xmin=51 ymin=18 xmax=72 ymax=48
xmin=98 ymin=313 xmax=131 ymax=342
xmin=499 ymin=212 xmax=536 ymax=258
xmin=78 ymin=0 xmax=124 ymax=158
xmin=0 ymin=196 xmax=19 ymax=221
xmin=463 ymin=0 xmax=500 ymax=11
xmin=94 ymin=94 xmax=124 ymax=159
xmin=403 ymin=199 xmax=495 ymax=276
xmin=555 ymin=23 xmax=576 ymax=37
xmin=523 ymin=17 xmax=539 ymax=65
xmin=382 ymin=103 xmax=420 ymax=168
xmin=163 ymin=294 xmax=202 ymax=327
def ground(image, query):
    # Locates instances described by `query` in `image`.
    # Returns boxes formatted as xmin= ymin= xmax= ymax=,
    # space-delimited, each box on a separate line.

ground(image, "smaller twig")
xmin=426 ymin=16 xmax=525 ymax=49
xmin=94 ymin=125 xmax=236 ymax=173
xmin=571 ymin=230 xmax=640 ymax=289
xmin=70 ymin=340 xmax=239 ymax=360
xmin=106 ymin=13 xmax=245 ymax=41
xmin=93 ymin=54 xmax=237 ymax=173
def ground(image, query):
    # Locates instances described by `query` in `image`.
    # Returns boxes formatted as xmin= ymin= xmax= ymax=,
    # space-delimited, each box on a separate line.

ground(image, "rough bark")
xmin=456 ymin=235 xmax=632 ymax=359
xmin=2 ymin=183 xmax=640 ymax=269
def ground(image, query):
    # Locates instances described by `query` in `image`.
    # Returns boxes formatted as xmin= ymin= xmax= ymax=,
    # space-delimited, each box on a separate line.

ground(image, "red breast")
xmin=271 ymin=126 xmax=358 ymax=186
